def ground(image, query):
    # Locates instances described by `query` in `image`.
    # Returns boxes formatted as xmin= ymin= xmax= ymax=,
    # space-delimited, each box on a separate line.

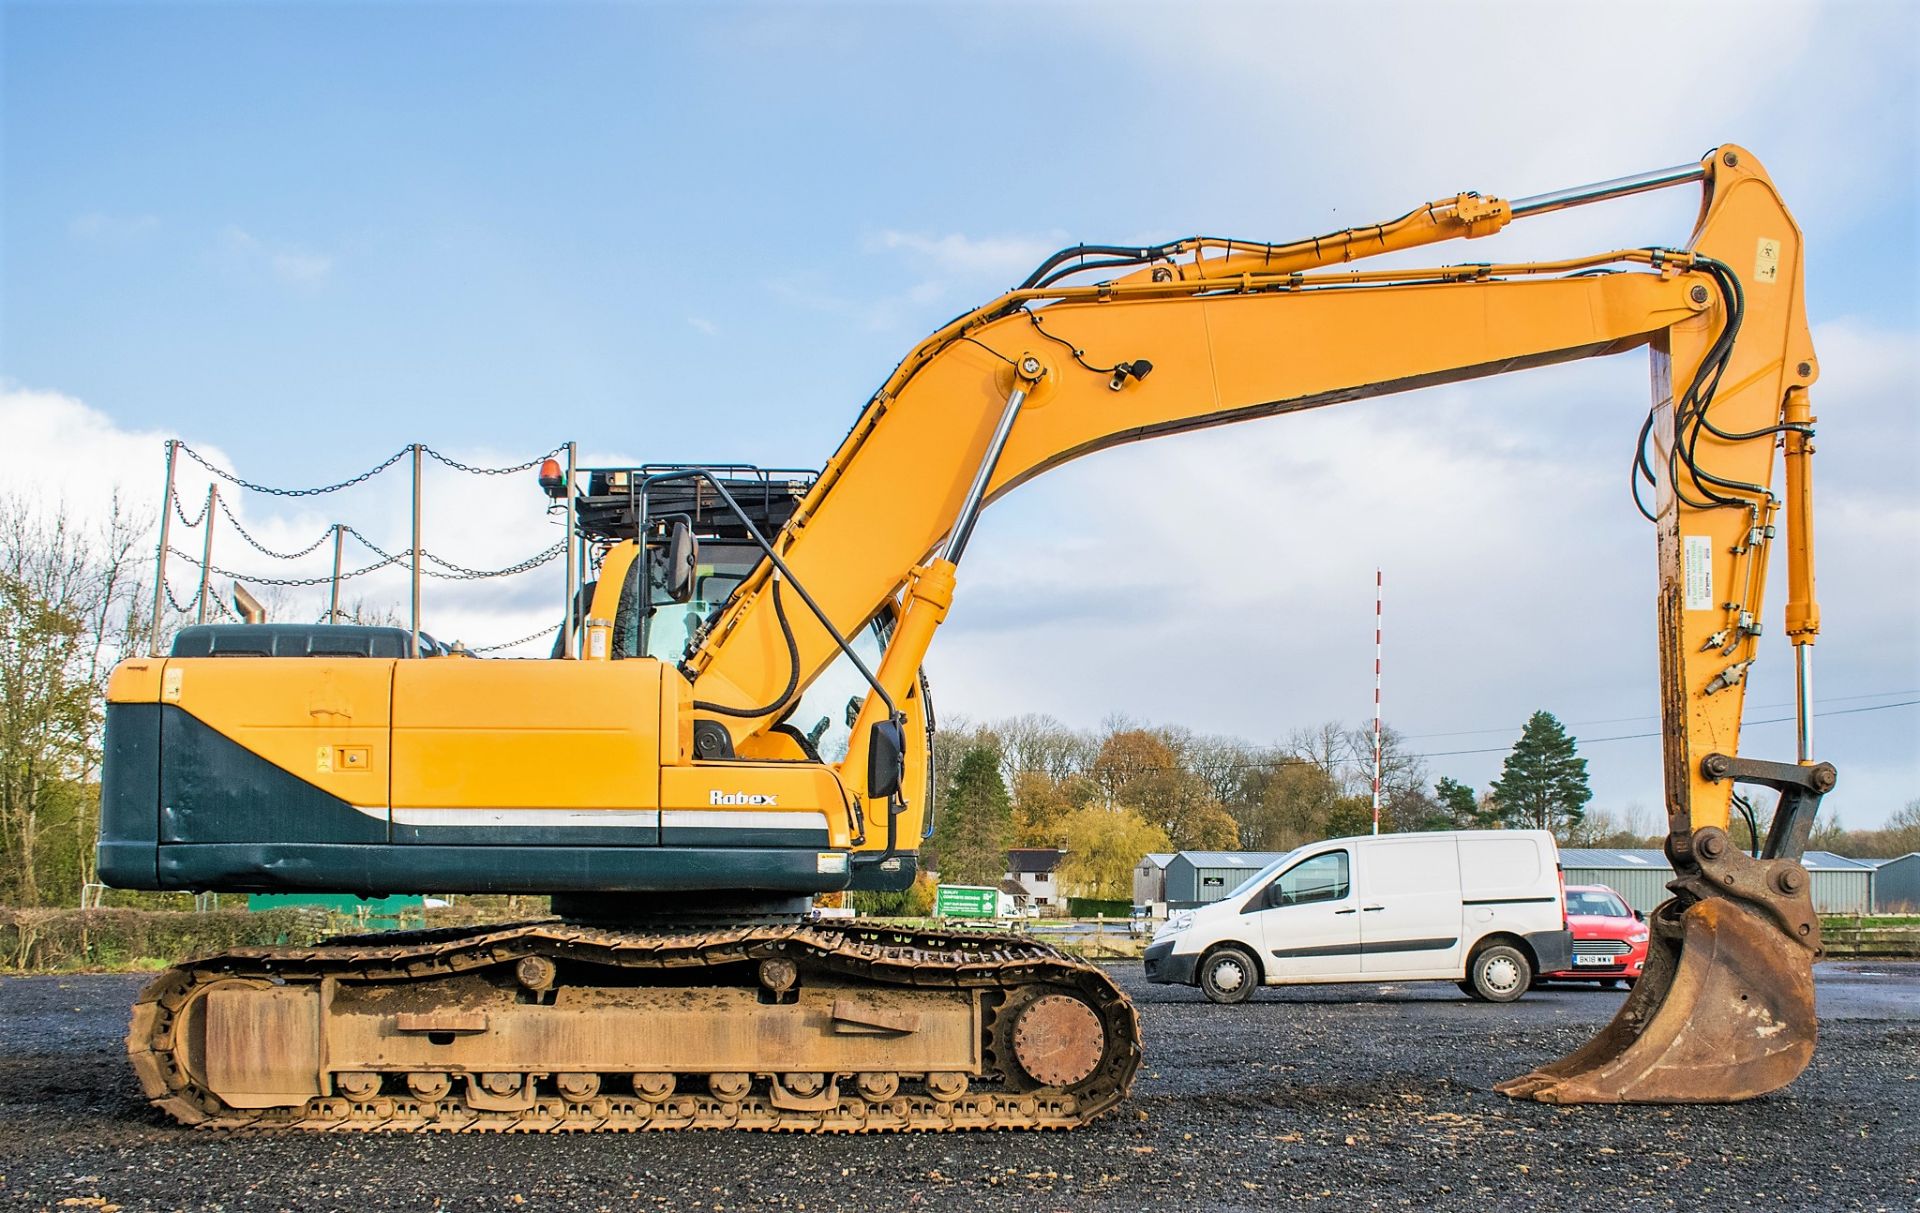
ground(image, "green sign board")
xmin=935 ymin=884 xmax=999 ymax=919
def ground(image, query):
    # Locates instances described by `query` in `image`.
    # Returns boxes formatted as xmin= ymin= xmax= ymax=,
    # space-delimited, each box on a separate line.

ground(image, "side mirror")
xmin=867 ymin=719 xmax=905 ymax=801
xmin=662 ymin=521 xmax=698 ymax=604
xmin=1633 ymin=909 xmax=1645 ymax=922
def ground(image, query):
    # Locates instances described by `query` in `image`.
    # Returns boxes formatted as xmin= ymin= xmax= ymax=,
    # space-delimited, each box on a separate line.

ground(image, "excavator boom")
xmin=103 ymin=144 xmax=1828 ymax=1127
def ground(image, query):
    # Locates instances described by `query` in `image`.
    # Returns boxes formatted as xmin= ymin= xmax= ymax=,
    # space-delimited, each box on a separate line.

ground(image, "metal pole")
xmin=410 ymin=444 xmax=423 ymax=656
xmin=563 ymin=441 xmax=579 ymax=658
xmin=943 ymin=373 xmax=1033 ymax=565
xmin=195 ymin=484 xmax=218 ymax=623
xmin=328 ymin=524 xmax=344 ymax=624
xmin=150 ymin=440 xmax=178 ymax=655
xmin=1371 ymin=569 xmax=1383 ymax=835
xmin=1509 ymin=161 xmax=1708 ymax=218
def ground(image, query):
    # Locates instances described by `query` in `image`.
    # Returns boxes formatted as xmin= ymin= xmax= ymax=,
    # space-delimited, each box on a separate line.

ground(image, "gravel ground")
xmin=0 ymin=962 xmax=1914 ymax=1212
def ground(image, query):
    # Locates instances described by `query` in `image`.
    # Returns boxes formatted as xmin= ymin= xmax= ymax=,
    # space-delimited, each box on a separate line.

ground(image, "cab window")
xmin=1257 ymin=851 xmax=1350 ymax=909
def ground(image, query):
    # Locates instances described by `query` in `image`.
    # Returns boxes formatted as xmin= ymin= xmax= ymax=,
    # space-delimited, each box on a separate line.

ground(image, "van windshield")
xmin=1224 ymin=847 xmax=1303 ymax=902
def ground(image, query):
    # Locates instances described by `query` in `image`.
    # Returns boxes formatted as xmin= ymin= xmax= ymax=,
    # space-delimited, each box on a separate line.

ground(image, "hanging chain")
xmin=468 ymin=623 xmax=559 ymax=653
xmin=161 ymin=580 xmax=236 ymax=619
xmin=172 ymin=493 xmax=211 ymax=529
xmin=421 ymin=444 xmax=565 ymax=476
xmin=215 ymin=495 xmax=335 ymax=560
xmin=175 ymin=441 xmax=410 ymax=497
xmin=169 ymin=545 xmax=406 ymax=588
xmin=341 ymin=527 xmax=565 ymax=580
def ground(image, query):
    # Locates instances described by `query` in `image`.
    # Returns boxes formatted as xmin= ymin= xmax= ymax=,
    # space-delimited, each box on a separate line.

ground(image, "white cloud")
xmin=687 ymin=316 xmax=719 ymax=337
xmin=1050 ymin=1 xmax=1911 ymax=263
xmin=222 ymin=226 xmax=335 ymax=286
xmin=866 ymin=229 xmax=1064 ymax=280
xmin=0 ymin=384 xmax=575 ymax=652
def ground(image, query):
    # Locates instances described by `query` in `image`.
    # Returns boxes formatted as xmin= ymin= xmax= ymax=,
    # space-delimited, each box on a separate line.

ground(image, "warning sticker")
xmin=1683 ymin=535 xmax=1714 ymax=610
xmin=1754 ymin=237 xmax=1781 ymax=284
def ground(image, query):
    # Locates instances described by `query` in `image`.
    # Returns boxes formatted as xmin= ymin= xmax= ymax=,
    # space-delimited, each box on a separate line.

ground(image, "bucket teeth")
xmin=1498 ymin=895 xmax=1816 ymax=1104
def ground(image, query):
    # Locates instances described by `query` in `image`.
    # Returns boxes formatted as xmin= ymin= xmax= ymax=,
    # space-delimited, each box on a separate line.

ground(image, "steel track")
xmin=129 ymin=921 xmax=1142 ymax=1132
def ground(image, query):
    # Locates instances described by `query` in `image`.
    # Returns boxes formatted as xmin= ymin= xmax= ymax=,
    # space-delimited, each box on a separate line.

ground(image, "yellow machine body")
xmin=105 ymin=145 xmax=1833 ymax=1127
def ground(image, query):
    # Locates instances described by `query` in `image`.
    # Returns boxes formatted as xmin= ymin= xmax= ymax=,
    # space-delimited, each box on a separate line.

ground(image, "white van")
xmin=1142 ymin=830 xmax=1573 ymax=1003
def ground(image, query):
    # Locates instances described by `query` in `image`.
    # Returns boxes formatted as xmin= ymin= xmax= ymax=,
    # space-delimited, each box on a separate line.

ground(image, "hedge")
xmin=0 ymin=907 xmax=323 ymax=971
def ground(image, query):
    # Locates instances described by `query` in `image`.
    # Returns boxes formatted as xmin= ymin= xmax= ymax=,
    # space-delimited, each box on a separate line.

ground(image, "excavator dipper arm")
xmin=690 ymin=145 xmax=1827 ymax=1103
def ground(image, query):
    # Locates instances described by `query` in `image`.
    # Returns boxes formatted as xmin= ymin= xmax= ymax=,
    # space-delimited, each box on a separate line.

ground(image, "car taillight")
xmin=1558 ymin=869 xmax=1569 ymax=931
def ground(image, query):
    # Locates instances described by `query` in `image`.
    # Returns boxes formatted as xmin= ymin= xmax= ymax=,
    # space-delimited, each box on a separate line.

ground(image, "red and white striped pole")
xmin=1372 ymin=568 xmax=1383 ymax=835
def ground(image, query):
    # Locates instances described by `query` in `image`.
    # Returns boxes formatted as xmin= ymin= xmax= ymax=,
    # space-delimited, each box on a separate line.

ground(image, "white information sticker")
xmin=1754 ymin=237 xmax=1781 ymax=284
xmin=1683 ymin=535 xmax=1714 ymax=610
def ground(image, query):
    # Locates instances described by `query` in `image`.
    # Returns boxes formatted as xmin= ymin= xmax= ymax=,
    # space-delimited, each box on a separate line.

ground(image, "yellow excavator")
xmin=101 ymin=144 xmax=1831 ymax=1129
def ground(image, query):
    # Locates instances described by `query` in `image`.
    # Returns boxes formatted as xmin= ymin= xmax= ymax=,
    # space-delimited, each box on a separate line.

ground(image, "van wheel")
xmin=1465 ymin=944 xmax=1531 ymax=1003
xmin=1199 ymin=947 xmax=1258 ymax=1005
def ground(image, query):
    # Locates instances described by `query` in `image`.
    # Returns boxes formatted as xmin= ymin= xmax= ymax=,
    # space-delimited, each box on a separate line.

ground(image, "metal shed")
xmin=1164 ymin=851 xmax=1289 ymax=909
xmin=1559 ymin=847 xmax=1876 ymax=915
xmin=1800 ymin=851 xmax=1875 ymax=915
xmin=1133 ymin=853 xmax=1174 ymax=913
xmin=1558 ymin=849 xmax=1674 ymax=915
xmin=1865 ymin=854 xmax=1920 ymax=913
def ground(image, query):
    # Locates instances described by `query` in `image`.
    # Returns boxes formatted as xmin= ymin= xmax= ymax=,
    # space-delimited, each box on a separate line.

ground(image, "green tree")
xmin=1238 ymin=759 xmax=1342 ymax=850
xmin=849 ymin=871 xmax=936 ymax=918
xmin=1 ymin=498 xmax=148 ymax=906
xmin=930 ymin=744 xmax=1013 ymax=886
xmin=1055 ymin=806 xmax=1170 ymax=902
xmin=1324 ymin=794 xmax=1380 ymax=839
xmin=1009 ymin=769 xmax=1095 ymax=847
xmin=1488 ymin=711 xmax=1592 ymax=835
xmin=1432 ymin=777 xmax=1485 ymax=828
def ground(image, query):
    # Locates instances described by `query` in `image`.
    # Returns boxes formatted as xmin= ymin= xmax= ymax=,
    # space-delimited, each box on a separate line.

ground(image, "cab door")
xmin=1252 ymin=849 xmax=1359 ymax=980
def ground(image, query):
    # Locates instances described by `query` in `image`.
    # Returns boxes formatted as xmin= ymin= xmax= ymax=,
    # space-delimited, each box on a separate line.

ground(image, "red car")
xmin=1544 ymin=884 xmax=1649 ymax=987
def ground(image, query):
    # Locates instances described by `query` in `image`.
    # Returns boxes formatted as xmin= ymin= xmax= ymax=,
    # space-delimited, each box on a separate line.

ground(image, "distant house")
xmin=1133 ymin=853 xmax=1174 ymax=913
xmin=1005 ymin=848 xmax=1066 ymax=907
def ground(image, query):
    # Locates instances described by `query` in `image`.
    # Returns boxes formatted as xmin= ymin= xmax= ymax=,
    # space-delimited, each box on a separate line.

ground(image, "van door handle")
xmin=1334 ymin=908 xmax=1357 ymax=915
xmin=1362 ymin=905 xmax=1385 ymax=912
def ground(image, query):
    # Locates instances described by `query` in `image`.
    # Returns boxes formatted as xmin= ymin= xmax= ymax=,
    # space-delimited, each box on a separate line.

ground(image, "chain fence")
xmin=156 ymin=439 xmax=573 ymax=652
xmin=215 ymin=495 xmax=335 ymax=561
xmin=176 ymin=440 xmax=410 ymax=498
xmin=468 ymin=623 xmax=559 ymax=654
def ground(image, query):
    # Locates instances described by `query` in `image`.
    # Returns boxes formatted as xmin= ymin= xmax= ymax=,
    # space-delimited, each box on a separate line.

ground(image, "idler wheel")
xmin=632 ymin=1073 xmax=676 ymax=1101
xmin=556 ymin=1072 xmax=601 ymax=1101
xmin=406 ymin=1072 xmax=452 ymax=1100
xmin=335 ymin=1071 xmax=381 ymax=1100
xmin=925 ymin=1071 xmax=968 ymax=1101
xmin=479 ymin=1072 xmax=524 ymax=1097
xmin=856 ymin=1072 xmax=899 ymax=1100
xmin=1010 ymin=994 xmax=1105 ymax=1089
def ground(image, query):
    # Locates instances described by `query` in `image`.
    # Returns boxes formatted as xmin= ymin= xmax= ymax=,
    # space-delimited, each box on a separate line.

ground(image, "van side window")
xmin=1269 ymin=851 xmax=1350 ymax=907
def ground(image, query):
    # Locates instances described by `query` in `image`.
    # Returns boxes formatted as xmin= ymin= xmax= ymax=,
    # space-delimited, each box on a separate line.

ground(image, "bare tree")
xmin=0 ymin=497 xmax=149 ymax=904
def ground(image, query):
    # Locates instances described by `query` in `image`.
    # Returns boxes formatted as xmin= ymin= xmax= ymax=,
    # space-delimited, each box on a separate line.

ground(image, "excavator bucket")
xmin=1498 ymin=827 xmax=1822 ymax=1104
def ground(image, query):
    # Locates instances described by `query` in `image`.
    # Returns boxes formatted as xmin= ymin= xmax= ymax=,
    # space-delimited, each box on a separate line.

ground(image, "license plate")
xmin=1574 ymin=954 xmax=1613 ymax=967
